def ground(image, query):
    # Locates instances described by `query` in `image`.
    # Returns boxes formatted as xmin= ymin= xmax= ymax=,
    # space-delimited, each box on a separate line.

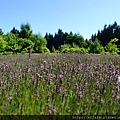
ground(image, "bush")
xmin=2 ymin=51 xmax=13 ymax=55
xmin=40 ymin=47 xmax=50 ymax=53
xmin=21 ymin=48 xmax=28 ymax=54
xmin=78 ymin=47 xmax=89 ymax=53
xmin=105 ymin=38 xmax=119 ymax=54
xmin=51 ymin=46 xmax=56 ymax=53
xmin=61 ymin=47 xmax=89 ymax=53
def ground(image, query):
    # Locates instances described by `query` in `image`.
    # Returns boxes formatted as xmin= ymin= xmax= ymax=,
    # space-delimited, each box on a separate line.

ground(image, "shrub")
xmin=40 ymin=47 xmax=50 ymax=53
xmin=105 ymin=38 xmax=119 ymax=54
xmin=2 ymin=51 xmax=13 ymax=55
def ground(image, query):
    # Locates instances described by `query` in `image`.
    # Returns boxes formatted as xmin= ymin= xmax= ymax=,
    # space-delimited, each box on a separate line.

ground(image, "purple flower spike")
xmin=8 ymin=97 xmax=12 ymax=103
xmin=59 ymin=74 xmax=63 ymax=79
xmin=43 ymin=60 xmax=47 ymax=64
xmin=101 ymin=99 xmax=104 ymax=105
xmin=35 ymin=90 xmax=39 ymax=95
xmin=54 ymin=85 xmax=60 ymax=92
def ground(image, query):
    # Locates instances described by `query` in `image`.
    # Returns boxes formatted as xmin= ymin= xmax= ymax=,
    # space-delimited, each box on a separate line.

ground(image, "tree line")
xmin=0 ymin=21 xmax=120 ymax=55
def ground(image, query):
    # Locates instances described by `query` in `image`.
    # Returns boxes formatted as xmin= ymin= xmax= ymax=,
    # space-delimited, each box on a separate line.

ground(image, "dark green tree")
xmin=10 ymin=27 xmax=20 ymax=37
xmin=54 ymin=29 xmax=68 ymax=49
xmin=19 ymin=23 xmax=32 ymax=39
xmin=65 ymin=32 xmax=85 ymax=47
xmin=0 ymin=29 xmax=4 ymax=35
xmin=45 ymin=33 xmax=54 ymax=52
xmin=91 ymin=21 xmax=120 ymax=48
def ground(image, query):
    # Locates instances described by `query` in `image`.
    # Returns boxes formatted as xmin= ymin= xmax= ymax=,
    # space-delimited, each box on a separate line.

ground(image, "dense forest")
xmin=0 ymin=21 xmax=120 ymax=55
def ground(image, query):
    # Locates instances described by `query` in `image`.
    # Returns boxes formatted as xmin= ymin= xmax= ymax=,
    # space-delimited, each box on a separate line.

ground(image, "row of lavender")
xmin=0 ymin=53 xmax=120 ymax=115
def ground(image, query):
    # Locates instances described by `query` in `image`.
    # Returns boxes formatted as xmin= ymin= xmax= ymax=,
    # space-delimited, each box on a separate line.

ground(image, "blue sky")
xmin=0 ymin=0 xmax=120 ymax=39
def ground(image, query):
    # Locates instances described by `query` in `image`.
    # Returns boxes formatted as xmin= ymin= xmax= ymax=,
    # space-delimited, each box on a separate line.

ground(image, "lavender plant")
xmin=0 ymin=53 xmax=120 ymax=115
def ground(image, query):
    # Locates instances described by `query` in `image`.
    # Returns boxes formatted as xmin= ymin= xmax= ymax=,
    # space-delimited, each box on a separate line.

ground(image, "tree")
xmin=30 ymin=34 xmax=47 ymax=53
xmin=51 ymin=45 xmax=56 ymax=53
xmin=89 ymin=38 xmax=105 ymax=54
xmin=54 ymin=29 xmax=68 ymax=49
xmin=64 ymin=31 xmax=74 ymax=45
xmin=0 ymin=36 xmax=7 ymax=52
xmin=0 ymin=29 xmax=4 ymax=35
xmin=18 ymin=38 xmax=34 ymax=52
xmin=91 ymin=21 xmax=120 ymax=48
xmin=10 ymin=27 xmax=20 ymax=37
xmin=4 ymin=33 xmax=21 ymax=53
xmin=58 ymin=44 xmax=71 ymax=52
xmin=19 ymin=23 xmax=32 ymax=39
xmin=105 ymin=38 xmax=119 ymax=54
xmin=65 ymin=32 xmax=85 ymax=48
xmin=45 ymin=33 xmax=54 ymax=52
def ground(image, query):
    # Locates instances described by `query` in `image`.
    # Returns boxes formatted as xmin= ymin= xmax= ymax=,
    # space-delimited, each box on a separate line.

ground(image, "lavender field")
xmin=0 ymin=53 xmax=120 ymax=115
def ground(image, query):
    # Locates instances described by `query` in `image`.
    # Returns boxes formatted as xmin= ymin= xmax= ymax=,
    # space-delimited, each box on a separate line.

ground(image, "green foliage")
xmin=59 ymin=43 xmax=88 ymax=53
xmin=4 ymin=33 xmax=21 ymax=52
xmin=30 ymin=34 xmax=47 ymax=53
xmin=59 ymin=44 xmax=71 ymax=52
xmin=51 ymin=45 xmax=56 ymax=53
xmin=40 ymin=47 xmax=50 ymax=53
xmin=2 ymin=51 xmax=13 ymax=55
xmin=0 ymin=36 xmax=7 ymax=52
xmin=0 ymin=29 xmax=4 ymax=35
xmin=105 ymin=38 xmax=119 ymax=54
xmin=89 ymin=38 xmax=105 ymax=54
xmin=10 ymin=27 xmax=20 ymax=37
xmin=0 ymin=22 xmax=120 ymax=55
xmin=19 ymin=23 xmax=32 ymax=39
xmin=68 ymin=47 xmax=88 ymax=53
xmin=65 ymin=32 xmax=85 ymax=48
xmin=54 ymin=29 xmax=67 ymax=49
xmin=21 ymin=48 xmax=28 ymax=54
xmin=91 ymin=21 xmax=120 ymax=48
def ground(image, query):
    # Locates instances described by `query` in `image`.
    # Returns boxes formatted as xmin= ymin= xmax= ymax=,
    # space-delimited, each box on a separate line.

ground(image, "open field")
xmin=0 ymin=53 xmax=120 ymax=115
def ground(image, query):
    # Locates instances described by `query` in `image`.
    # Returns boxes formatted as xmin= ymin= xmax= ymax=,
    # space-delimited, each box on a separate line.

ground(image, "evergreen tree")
xmin=45 ymin=33 xmax=54 ymax=52
xmin=0 ymin=29 xmax=4 ymax=35
xmin=91 ymin=21 xmax=120 ymax=48
xmin=19 ymin=23 xmax=32 ymax=39
xmin=10 ymin=27 xmax=20 ymax=36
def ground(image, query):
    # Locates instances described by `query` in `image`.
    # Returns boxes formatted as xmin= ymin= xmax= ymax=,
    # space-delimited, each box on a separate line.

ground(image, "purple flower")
xmin=52 ymin=107 xmax=57 ymax=113
xmin=100 ymin=99 xmax=104 ymax=105
xmin=43 ymin=60 xmax=47 ymax=64
xmin=59 ymin=74 xmax=63 ymax=79
xmin=0 ymin=80 xmax=3 ymax=87
xmin=74 ymin=85 xmax=78 ymax=91
xmin=27 ymin=68 xmax=31 ymax=72
xmin=54 ymin=86 xmax=60 ymax=92
xmin=8 ymin=97 xmax=12 ymax=103
xmin=78 ymin=92 xmax=83 ymax=99
xmin=14 ymin=83 xmax=18 ymax=88
xmin=49 ymin=110 xmax=53 ymax=115
xmin=40 ymin=65 xmax=44 ymax=69
xmin=35 ymin=90 xmax=39 ymax=95
xmin=37 ymin=73 xmax=42 ymax=78
xmin=48 ymin=74 xmax=55 ymax=79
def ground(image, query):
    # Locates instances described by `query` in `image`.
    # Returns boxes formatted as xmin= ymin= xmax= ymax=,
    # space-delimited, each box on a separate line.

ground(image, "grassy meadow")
xmin=0 ymin=53 xmax=120 ymax=115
